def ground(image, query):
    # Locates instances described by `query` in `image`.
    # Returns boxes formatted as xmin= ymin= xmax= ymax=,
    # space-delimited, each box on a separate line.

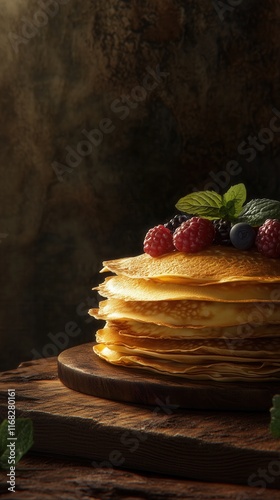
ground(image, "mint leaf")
xmin=175 ymin=190 xmax=223 ymax=219
xmin=222 ymin=183 xmax=247 ymax=219
xmin=270 ymin=395 xmax=280 ymax=438
xmin=238 ymin=198 xmax=280 ymax=226
xmin=0 ymin=418 xmax=33 ymax=469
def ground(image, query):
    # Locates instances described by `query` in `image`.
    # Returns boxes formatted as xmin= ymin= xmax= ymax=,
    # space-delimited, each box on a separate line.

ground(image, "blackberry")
xmin=164 ymin=214 xmax=192 ymax=233
xmin=213 ymin=219 xmax=232 ymax=246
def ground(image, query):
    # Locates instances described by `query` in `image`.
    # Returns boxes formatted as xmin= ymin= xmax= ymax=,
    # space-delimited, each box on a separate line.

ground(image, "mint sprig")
xmin=238 ymin=199 xmax=280 ymax=226
xmin=175 ymin=183 xmax=280 ymax=226
xmin=270 ymin=395 xmax=280 ymax=438
xmin=0 ymin=418 xmax=33 ymax=469
xmin=222 ymin=184 xmax=247 ymax=219
xmin=176 ymin=183 xmax=246 ymax=221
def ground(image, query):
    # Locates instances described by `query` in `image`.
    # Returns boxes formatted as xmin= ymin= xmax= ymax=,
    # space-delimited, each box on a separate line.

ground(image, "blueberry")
xmin=230 ymin=223 xmax=256 ymax=250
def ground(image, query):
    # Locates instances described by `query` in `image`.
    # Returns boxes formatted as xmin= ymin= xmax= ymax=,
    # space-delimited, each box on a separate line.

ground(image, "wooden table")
xmin=1 ymin=353 xmax=280 ymax=499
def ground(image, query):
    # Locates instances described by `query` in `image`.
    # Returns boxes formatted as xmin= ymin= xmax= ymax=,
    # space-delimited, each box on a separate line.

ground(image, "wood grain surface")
xmin=2 ymin=453 xmax=280 ymax=500
xmin=1 ymin=354 xmax=280 ymax=494
xmin=58 ymin=342 xmax=280 ymax=411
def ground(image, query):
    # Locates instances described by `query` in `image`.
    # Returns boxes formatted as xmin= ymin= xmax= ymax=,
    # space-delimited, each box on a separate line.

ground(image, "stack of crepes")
xmin=89 ymin=247 xmax=280 ymax=381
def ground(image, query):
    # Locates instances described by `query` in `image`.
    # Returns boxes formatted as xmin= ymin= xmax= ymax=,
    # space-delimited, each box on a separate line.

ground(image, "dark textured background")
xmin=1 ymin=0 xmax=280 ymax=370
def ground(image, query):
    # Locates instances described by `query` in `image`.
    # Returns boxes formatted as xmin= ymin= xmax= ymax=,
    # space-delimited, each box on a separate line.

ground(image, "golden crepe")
xmin=101 ymin=247 xmax=280 ymax=284
xmin=90 ymin=247 xmax=280 ymax=381
xmin=93 ymin=344 xmax=280 ymax=382
xmin=94 ymin=298 xmax=280 ymax=328
xmin=96 ymin=327 xmax=280 ymax=359
xmin=106 ymin=319 xmax=280 ymax=339
xmin=97 ymin=275 xmax=280 ymax=302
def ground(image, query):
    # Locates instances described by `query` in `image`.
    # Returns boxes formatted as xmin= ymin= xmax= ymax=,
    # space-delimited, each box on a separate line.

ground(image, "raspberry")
xmin=173 ymin=217 xmax=215 ymax=253
xmin=143 ymin=225 xmax=175 ymax=257
xmin=164 ymin=214 xmax=192 ymax=233
xmin=255 ymin=219 xmax=280 ymax=258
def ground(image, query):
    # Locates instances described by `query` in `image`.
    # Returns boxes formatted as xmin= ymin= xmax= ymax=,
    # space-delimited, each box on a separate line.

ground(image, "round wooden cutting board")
xmin=57 ymin=343 xmax=280 ymax=411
